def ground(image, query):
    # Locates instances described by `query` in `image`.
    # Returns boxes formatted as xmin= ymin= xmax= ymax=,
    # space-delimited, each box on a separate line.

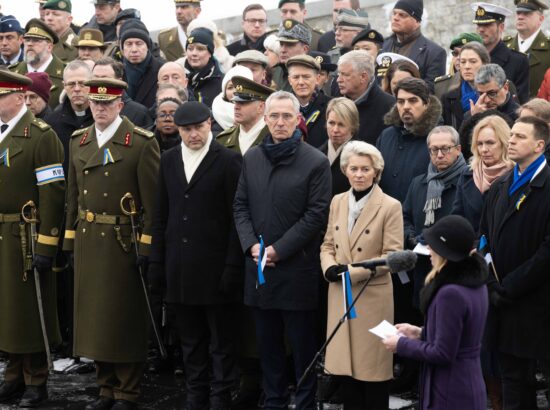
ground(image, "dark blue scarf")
xmin=461 ymin=80 xmax=478 ymax=113
xmin=261 ymin=129 xmax=302 ymax=164
xmin=508 ymin=154 xmax=546 ymax=197
xmin=124 ymin=52 xmax=152 ymax=99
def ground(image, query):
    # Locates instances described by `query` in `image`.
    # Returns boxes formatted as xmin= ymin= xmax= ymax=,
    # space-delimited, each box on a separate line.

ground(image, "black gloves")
xmin=219 ymin=265 xmax=244 ymax=297
xmin=147 ymin=263 xmax=166 ymax=296
xmin=32 ymin=254 xmax=52 ymax=274
xmin=490 ymin=285 xmax=512 ymax=308
xmin=325 ymin=264 xmax=348 ymax=282
xmin=136 ymin=255 xmax=149 ymax=273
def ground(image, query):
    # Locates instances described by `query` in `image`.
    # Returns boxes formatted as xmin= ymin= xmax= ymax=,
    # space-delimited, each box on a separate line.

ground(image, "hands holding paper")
xmin=379 ymin=323 xmax=422 ymax=353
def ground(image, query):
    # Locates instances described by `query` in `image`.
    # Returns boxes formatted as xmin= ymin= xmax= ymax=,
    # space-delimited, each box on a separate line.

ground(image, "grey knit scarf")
xmin=423 ymin=154 xmax=467 ymax=226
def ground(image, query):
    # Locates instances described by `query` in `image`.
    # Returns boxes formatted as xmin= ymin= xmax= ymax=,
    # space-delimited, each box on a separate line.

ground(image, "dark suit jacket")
xmin=490 ymin=41 xmax=530 ymax=104
xmin=124 ymin=56 xmax=165 ymax=109
xmin=149 ymin=140 xmax=244 ymax=305
xmin=355 ymin=81 xmax=395 ymax=145
xmin=319 ymin=141 xmax=350 ymax=197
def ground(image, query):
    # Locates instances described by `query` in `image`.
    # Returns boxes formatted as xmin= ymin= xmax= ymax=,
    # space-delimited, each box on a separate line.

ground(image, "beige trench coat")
xmin=320 ymin=185 xmax=403 ymax=381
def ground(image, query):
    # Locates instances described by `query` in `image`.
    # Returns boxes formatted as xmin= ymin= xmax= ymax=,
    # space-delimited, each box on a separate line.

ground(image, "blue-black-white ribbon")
xmin=257 ymin=235 xmax=266 ymax=286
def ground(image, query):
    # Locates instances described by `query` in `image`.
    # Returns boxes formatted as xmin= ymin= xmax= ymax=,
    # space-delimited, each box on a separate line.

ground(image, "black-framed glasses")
xmin=428 ymin=145 xmax=458 ymax=156
xmin=480 ymin=81 xmax=507 ymax=99
xmin=157 ymin=112 xmax=175 ymax=120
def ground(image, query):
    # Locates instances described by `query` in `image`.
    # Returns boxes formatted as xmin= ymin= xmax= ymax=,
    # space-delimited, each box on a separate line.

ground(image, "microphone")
xmin=350 ymin=250 xmax=417 ymax=273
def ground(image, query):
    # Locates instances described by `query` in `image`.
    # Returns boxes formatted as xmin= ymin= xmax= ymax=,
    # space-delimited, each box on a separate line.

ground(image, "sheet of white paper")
xmin=369 ymin=320 xmax=398 ymax=339
xmin=413 ymin=243 xmax=430 ymax=256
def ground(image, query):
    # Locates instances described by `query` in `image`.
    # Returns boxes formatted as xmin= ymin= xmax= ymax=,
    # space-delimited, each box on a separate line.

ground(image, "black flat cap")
xmin=174 ymin=101 xmax=211 ymax=126
xmin=308 ymin=51 xmax=337 ymax=72
xmin=352 ymin=29 xmax=384 ymax=47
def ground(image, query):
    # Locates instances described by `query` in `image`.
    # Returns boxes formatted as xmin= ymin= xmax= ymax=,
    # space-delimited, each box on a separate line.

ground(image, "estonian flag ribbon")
xmin=341 ymin=270 xmax=357 ymax=320
xmin=257 ymin=235 xmax=266 ymax=286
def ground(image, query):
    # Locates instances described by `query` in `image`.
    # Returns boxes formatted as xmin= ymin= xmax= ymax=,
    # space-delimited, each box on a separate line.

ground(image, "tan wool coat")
xmin=320 ymin=185 xmax=403 ymax=382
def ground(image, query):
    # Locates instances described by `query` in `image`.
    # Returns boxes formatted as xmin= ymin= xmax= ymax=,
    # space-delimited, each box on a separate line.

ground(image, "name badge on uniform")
xmin=35 ymin=163 xmax=64 ymax=185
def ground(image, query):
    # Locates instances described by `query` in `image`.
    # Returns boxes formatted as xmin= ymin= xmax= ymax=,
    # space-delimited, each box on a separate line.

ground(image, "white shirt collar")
xmin=177 ymin=25 xmax=187 ymax=50
xmin=239 ymin=119 xmax=265 ymax=155
xmin=0 ymin=105 xmax=28 ymax=145
xmin=519 ymin=29 xmax=541 ymax=53
xmin=28 ymin=54 xmax=53 ymax=73
xmin=96 ymin=116 xmax=123 ymax=148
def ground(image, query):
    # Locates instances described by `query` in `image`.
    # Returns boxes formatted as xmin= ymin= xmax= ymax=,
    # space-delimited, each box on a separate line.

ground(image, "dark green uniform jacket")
xmin=53 ymin=28 xmax=78 ymax=63
xmin=158 ymin=27 xmax=184 ymax=62
xmin=216 ymin=123 xmax=270 ymax=155
xmin=10 ymin=55 xmax=66 ymax=109
xmin=504 ymin=31 xmax=550 ymax=98
xmin=63 ymin=116 xmax=160 ymax=363
xmin=0 ymin=109 xmax=65 ymax=353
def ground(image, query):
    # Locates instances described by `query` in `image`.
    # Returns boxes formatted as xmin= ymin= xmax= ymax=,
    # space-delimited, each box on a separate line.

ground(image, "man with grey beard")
xmin=9 ymin=18 xmax=65 ymax=109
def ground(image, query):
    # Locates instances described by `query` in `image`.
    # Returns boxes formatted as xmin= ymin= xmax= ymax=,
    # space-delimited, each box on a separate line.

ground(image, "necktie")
xmin=1 ymin=124 xmax=8 ymax=133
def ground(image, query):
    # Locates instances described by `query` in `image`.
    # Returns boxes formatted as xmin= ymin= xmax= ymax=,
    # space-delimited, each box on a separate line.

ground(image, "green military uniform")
xmin=9 ymin=18 xmax=65 ymax=109
xmin=434 ymin=72 xmax=462 ymax=100
xmin=217 ymin=125 xmax=270 ymax=155
xmin=504 ymin=31 xmax=550 ymax=98
xmin=63 ymin=79 xmax=160 ymax=402
xmin=0 ymin=72 xmax=65 ymax=388
xmin=158 ymin=27 xmax=185 ymax=62
xmin=53 ymin=28 xmax=78 ymax=63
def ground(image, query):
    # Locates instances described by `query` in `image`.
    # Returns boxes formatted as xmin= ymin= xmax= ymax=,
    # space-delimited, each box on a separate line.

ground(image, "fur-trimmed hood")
xmin=419 ymin=253 xmax=488 ymax=314
xmin=383 ymin=94 xmax=443 ymax=138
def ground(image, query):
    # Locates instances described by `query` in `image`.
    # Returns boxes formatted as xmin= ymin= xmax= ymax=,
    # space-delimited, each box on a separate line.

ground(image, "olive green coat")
xmin=10 ymin=55 xmax=66 ymax=109
xmin=215 ymin=123 xmax=269 ymax=155
xmin=0 ymin=109 xmax=64 ymax=353
xmin=63 ymin=117 xmax=160 ymax=363
xmin=53 ymin=28 xmax=78 ymax=63
xmin=505 ymin=31 xmax=550 ymax=98
xmin=158 ymin=27 xmax=185 ymax=62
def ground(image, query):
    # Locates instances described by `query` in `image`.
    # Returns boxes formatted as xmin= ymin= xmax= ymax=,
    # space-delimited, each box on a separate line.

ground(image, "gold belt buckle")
xmin=86 ymin=211 xmax=95 ymax=223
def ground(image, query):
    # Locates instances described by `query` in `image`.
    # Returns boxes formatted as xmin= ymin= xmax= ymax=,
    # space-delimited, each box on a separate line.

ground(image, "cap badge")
xmin=462 ymin=38 xmax=467 ymax=44
xmin=29 ymin=27 xmax=40 ymax=34
xmin=381 ymin=55 xmax=392 ymax=67
xmin=235 ymin=85 xmax=244 ymax=92
xmin=284 ymin=20 xmax=293 ymax=29
xmin=368 ymin=31 xmax=375 ymax=39
xmin=84 ymin=32 xmax=92 ymax=40
xmin=98 ymin=87 xmax=107 ymax=94
xmin=315 ymin=56 xmax=323 ymax=64
xmin=476 ymin=7 xmax=486 ymax=16
xmin=188 ymin=36 xmax=194 ymax=43
xmin=58 ymin=1 xmax=67 ymax=9
xmin=440 ymin=236 xmax=447 ymax=242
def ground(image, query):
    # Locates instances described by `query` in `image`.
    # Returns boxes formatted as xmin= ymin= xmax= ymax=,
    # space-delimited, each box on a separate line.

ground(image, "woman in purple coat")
xmin=383 ymin=215 xmax=489 ymax=410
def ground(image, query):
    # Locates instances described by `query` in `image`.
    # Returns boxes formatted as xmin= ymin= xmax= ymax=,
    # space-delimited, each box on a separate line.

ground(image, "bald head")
xmin=158 ymin=61 xmax=188 ymax=88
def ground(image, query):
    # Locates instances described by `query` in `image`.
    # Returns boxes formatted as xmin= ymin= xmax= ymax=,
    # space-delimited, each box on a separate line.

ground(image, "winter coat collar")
xmin=419 ymin=253 xmax=488 ymax=314
xmin=383 ymin=94 xmax=442 ymax=138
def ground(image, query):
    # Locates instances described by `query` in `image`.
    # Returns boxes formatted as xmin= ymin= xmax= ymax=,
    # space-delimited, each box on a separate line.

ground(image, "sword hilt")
xmin=21 ymin=200 xmax=39 ymax=224
xmin=120 ymin=192 xmax=138 ymax=216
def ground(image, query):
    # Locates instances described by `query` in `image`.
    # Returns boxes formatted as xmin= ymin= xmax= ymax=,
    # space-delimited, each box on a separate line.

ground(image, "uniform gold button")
xmin=84 ymin=170 xmax=89 ymax=175
xmin=102 ymin=212 xmax=107 ymax=215
xmin=0 ymin=236 xmax=3 ymax=240
xmin=103 ymin=193 xmax=108 ymax=197
xmin=104 ymin=172 xmax=109 ymax=176
xmin=101 ymin=232 xmax=105 ymax=237
xmin=83 ymin=189 xmax=88 ymax=195
xmin=82 ymin=228 xmax=86 ymax=233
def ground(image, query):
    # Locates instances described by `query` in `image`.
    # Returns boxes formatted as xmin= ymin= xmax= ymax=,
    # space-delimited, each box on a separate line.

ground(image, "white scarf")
xmin=239 ymin=119 xmax=265 ymax=155
xmin=327 ymin=141 xmax=345 ymax=165
xmin=96 ymin=116 xmax=123 ymax=148
xmin=181 ymin=132 xmax=212 ymax=183
xmin=347 ymin=187 xmax=374 ymax=235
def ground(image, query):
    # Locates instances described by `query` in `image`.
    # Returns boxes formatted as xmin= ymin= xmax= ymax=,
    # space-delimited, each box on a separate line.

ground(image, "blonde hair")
xmin=424 ymin=257 xmax=448 ymax=285
xmin=470 ymin=115 xmax=513 ymax=170
xmin=340 ymin=140 xmax=385 ymax=183
xmin=326 ymin=97 xmax=360 ymax=136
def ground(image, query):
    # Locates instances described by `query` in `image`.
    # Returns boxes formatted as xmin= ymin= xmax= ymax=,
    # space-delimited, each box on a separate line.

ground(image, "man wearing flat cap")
xmin=272 ymin=18 xmax=312 ymax=91
xmin=76 ymin=28 xmax=106 ymax=62
xmin=287 ymin=54 xmax=331 ymax=147
xmin=158 ymin=0 xmax=202 ymax=62
xmin=43 ymin=0 xmax=78 ymax=63
xmin=81 ymin=0 xmax=122 ymax=43
xmin=217 ymin=76 xmax=273 ymax=154
xmin=472 ymin=2 xmax=531 ymax=103
xmin=0 ymin=70 xmax=65 ymax=408
xmin=0 ymin=15 xmax=24 ymax=66
xmin=327 ymin=8 xmax=370 ymax=66
xmin=381 ymin=0 xmax=447 ymax=92
xmin=63 ymin=77 xmax=159 ymax=410
xmin=149 ymin=101 xmax=242 ymax=410
xmin=10 ymin=18 xmax=65 ymax=109
xmin=504 ymin=0 xmax=550 ymax=98
xmin=234 ymin=50 xmax=270 ymax=85
xmin=278 ymin=0 xmax=323 ymax=51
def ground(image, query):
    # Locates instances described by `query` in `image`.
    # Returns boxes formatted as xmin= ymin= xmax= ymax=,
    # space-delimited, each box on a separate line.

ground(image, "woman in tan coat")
xmin=320 ymin=140 xmax=404 ymax=409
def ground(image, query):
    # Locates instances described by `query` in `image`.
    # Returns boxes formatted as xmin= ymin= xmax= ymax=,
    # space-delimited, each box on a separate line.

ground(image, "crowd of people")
xmin=0 ymin=0 xmax=550 ymax=409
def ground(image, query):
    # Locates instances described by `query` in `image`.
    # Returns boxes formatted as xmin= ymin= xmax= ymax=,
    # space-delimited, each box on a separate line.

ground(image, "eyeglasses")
xmin=244 ymin=18 xmax=267 ymax=25
xmin=157 ymin=112 xmax=175 ymax=120
xmin=479 ymin=81 xmax=507 ymax=100
xmin=64 ymin=81 xmax=87 ymax=89
xmin=451 ymin=49 xmax=460 ymax=57
xmin=335 ymin=27 xmax=360 ymax=33
xmin=428 ymin=145 xmax=458 ymax=156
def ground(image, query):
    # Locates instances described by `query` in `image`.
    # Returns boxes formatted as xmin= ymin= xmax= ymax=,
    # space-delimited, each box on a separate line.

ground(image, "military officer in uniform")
xmin=42 ymin=0 xmax=78 ymax=63
xmin=75 ymin=28 xmax=106 ymax=62
xmin=10 ymin=18 xmax=65 ymax=109
xmin=217 ymin=75 xmax=273 ymax=154
xmin=472 ymin=2 xmax=531 ymax=103
xmin=504 ymin=0 xmax=550 ymax=98
xmin=0 ymin=71 xmax=65 ymax=408
xmin=63 ymin=78 xmax=160 ymax=410
xmin=158 ymin=0 xmax=202 ymax=62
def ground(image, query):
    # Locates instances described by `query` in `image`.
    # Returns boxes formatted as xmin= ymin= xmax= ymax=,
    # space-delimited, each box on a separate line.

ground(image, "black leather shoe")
xmin=85 ymin=396 xmax=115 ymax=410
xmin=111 ymin=399 xmax=137 ymax=410
xmin=18 ymin=385 xmax=48 ymax=408
xmin=0 ymin=381 xmax=24 ymax=402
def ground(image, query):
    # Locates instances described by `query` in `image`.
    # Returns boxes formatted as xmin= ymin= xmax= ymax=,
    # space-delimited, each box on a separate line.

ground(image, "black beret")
xmin=352 ymin=29 xmax=384 ymax=47
xmin=174 ymin=101 xmax=211 ymax=126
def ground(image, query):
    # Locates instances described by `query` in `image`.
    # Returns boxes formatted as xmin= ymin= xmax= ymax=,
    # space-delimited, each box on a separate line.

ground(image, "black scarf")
xmin=419 ymin=253 xmax=488 ymax=315
xmin=186 ymin=57 xmax=218 ymax=89
xmin=261 ymin=129 xmax=302 ymax=165
xmin=124 ymin=51 xmax=152 ymax=99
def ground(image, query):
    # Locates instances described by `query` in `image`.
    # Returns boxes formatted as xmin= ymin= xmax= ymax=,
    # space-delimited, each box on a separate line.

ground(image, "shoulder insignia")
xmin=24 ymin=126 xmax=29 ymax=137
xmin=159 ymin=27 xmax=175 ymax=34
xmin=124 ymin=132 xmax=131 ymax=146
xmin=32 ymin=118 xmax=50 ymax=130
xmin=71 ymin=127 xmax=88 ymax=138
xmin=66 ymin=33 xmax=75 ymax=46
xmin=134 ymin=126 xmax=154 ymax=138
xmin=503 ymin=35 xmax=513 ymax=42
xmin=434 ymin=74 xmax=451 ymax=83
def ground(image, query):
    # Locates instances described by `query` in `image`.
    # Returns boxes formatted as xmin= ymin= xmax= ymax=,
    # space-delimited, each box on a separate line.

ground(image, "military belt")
xmin=0 ymin=213 xmax=20 ymax=223
xmin=78 ymin=209 xmax=130 ymax=225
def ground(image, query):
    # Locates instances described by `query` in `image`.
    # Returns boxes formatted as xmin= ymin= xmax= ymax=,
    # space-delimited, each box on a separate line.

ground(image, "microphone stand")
xmin=296 ymin=269 xmax=377 ymax=389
